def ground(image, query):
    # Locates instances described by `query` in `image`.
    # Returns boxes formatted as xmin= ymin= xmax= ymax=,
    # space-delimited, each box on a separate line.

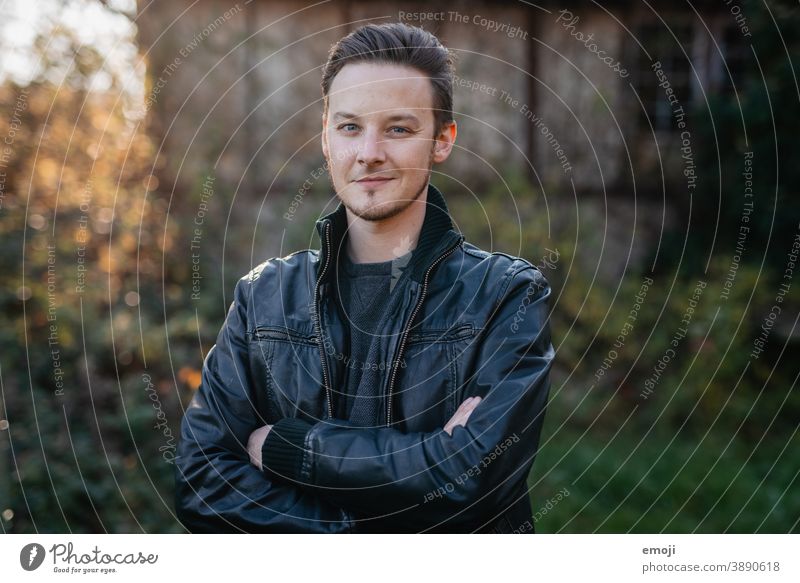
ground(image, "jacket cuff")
xmin=262 ymin=417 xmax=313 ymax=483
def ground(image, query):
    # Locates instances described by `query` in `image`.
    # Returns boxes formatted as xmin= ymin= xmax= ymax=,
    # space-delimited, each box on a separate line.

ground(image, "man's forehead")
xmin=326 ymin=62 xmax=435 ymax=118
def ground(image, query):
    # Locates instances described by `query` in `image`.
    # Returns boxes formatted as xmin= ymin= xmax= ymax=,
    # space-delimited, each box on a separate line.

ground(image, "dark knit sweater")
xmin=335 ymin=247 xmax=412 ymax=423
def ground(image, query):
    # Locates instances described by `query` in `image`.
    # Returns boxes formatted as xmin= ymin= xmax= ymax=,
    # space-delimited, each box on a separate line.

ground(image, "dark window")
xmin=631 ymin=22 xmax=694 ymax=132
xmin=717 ymin=24 xmax=749 ymax=95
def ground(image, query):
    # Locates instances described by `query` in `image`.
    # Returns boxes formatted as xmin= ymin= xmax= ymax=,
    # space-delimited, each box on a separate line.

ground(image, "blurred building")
xmin=135 ymin=1 xmax=749 ymax=200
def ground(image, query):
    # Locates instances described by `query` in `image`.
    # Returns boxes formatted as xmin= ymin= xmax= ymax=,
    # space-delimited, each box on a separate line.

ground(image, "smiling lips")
xmin=355 ymin=176 xmax=394 ymax=188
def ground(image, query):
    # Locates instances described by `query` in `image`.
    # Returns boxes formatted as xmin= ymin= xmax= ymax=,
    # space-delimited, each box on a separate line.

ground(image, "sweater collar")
xmin=315 ymin=182 xmax=463 ymax=284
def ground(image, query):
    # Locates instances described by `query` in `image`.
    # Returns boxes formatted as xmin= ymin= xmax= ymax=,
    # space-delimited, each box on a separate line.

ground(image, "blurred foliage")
xmin=0 ymin=73 xmax=188 ymax=531
xmin=0 ymin=4 xmax=187 ymax=532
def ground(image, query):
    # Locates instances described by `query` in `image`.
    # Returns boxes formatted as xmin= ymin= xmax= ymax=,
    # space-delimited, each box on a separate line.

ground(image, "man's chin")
xmin=340 ymin=194 xmax=408 ymax=222
xmin=348 ymin=202 xmax=406 ymax=222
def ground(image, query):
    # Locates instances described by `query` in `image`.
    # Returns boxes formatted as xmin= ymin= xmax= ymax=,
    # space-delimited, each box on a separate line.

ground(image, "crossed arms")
xmin=174 ymin=262 xmax=553 ymax=533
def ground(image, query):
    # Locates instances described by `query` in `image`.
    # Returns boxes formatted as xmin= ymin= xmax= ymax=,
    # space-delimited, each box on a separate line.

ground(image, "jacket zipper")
xmin=385 ymin=238 xmax=462 ymax=427
xmin=314 ymin=221 xmax=334 ymax=419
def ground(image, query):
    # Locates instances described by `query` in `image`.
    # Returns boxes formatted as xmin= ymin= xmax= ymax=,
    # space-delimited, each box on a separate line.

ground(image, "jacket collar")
xmin=315 ymin=182 xmax=463 ymax=284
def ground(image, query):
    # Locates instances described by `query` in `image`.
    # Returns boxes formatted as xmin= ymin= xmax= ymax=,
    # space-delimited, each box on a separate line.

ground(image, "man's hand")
xmin=443 ymin=396 xmax=482 ymax=436
xmin=247 ymin=424 xmax=273 ymax=471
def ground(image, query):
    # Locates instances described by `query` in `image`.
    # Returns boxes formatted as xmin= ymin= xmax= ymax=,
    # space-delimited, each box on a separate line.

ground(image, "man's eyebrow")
xmin=331 ymin=112 xmax=422 ymax=124
xmin=386 ymin=113 xmax=421 ymax=124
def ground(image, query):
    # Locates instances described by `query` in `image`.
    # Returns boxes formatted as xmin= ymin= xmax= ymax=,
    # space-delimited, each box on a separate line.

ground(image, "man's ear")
xmin=432 ymin=120 xmax=457 ymax=164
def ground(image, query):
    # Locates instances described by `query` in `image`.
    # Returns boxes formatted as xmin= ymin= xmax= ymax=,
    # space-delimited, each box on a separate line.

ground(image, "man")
xmin=175 ymin=22 xmax=554 ymax=533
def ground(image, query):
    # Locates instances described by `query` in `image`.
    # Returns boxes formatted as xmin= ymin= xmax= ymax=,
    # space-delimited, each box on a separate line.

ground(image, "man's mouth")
xmin=354 ymin=176 xmax=395 ymax=187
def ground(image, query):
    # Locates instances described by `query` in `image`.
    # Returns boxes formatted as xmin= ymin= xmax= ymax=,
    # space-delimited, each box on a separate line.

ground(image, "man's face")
xmin=322 ymin=62 xmax=455 ymax=221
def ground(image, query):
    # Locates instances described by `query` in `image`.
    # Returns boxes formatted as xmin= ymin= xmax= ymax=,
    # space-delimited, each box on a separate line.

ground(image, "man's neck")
xmin=345 ymin=188 xmax=428 ymax=264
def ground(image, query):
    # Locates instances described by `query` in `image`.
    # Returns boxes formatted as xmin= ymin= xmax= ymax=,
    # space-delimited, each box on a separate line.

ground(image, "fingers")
xmin=443 ymin=396 xmax=482 ymax=435
xmin=461 ymin=396 xmax=481 ymax=409
xmin=458 ymin=397 xmax=480 ymax=426
xmin=247 ymin=425 xmax=272 ymax=470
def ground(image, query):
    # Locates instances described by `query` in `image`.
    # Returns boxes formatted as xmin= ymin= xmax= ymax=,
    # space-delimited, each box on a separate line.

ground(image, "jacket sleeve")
xmin=261 ymin=263 xmax=554 ymax=531
xmin=174 ymin=275 xmax=355 ymax=533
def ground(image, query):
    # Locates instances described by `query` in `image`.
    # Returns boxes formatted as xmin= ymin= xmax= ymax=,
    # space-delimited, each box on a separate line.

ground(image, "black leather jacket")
xmin=175 ymin=183 xmax=555 ymax=533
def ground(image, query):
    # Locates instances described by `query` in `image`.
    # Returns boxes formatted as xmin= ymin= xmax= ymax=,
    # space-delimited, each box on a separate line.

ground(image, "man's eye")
xmin=390 ymin=127 xmax=409 ymax=134
xmin=338 ymin=124 xmax=358 ymax=132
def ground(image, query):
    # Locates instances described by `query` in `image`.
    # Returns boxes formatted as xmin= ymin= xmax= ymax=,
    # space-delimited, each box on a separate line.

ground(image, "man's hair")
xmin=321 ymin=22 xmax=456 ymax=135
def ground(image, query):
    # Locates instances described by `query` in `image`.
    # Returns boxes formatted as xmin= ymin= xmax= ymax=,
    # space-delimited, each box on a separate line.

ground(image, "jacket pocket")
xmin=252 ymin=325 xmax=319 ymax=346
xmin=249 ymin=325 xmax=326 ymax=423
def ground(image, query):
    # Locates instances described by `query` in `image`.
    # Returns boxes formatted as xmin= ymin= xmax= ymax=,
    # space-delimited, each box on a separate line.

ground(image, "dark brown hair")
xmin=321 ymin=22 xmax=456 ymax=135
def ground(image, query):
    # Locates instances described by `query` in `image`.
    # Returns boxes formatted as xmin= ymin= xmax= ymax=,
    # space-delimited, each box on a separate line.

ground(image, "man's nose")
xmin=357 ymin=129 xmax=386 ymax=165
